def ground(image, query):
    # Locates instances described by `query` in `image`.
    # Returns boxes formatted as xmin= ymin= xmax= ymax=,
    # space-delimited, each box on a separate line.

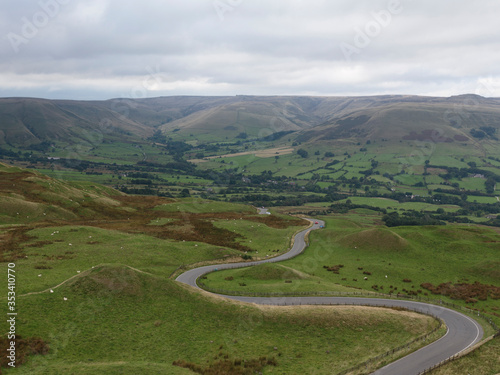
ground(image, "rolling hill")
xmin=296 ymin=94 xmax=500 ymax=147
xmin=1 ymin=96 xmax=499 ymax=374
xmin=0 ymin=98 xmax=156 ymax=147
xmin=0 ymin=162 xmax=127 ymax=226
xmin=1 ymin=94 xmax=500 ymax=149
xmin=0 ymin=164 xmax=447 ymax=374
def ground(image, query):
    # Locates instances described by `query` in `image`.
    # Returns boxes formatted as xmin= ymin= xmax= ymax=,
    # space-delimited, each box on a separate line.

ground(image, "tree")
xmin=485 ymin=178 xmax=496 ymax=194
xmin=236 ymin=132 xmax=248 ymax=139
xmin=297 ymin=149 xmax=308 ymax=158
xmin=179 ymin=188 xmax=191 ymax=198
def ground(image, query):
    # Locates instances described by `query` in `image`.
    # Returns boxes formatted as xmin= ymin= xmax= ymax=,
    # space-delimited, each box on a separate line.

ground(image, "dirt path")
xmin=17 ymin=264 xmax=153 ymax=297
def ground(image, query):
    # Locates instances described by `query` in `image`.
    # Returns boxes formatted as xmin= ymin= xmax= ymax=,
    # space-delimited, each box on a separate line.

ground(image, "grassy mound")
xmin=66 ymin=266 xmax=146 ymax=297
xmin=469 ymin=261 xmax=500 ymax=280
xmin=338 ymin=228 xmax=409 ymax=252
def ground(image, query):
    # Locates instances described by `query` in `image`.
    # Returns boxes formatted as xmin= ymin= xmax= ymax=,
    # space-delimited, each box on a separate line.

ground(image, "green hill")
xmin=0 ymin=165 xmax=443 ymax=374
xmin=1 ymin=94 xmax=499 ymax=218
xmin=0 ymin=162 xmax=127 ymax=225
xmin=0 ymin=98 xmax=154 ymax=147
xmin=2 ymin=94 xmax=500 ymax=149
xmin=297 ymin=95 xmax=500 ymax=146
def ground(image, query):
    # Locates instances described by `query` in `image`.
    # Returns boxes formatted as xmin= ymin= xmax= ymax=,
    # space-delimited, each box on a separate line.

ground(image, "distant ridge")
xmin=1 ymin=94 xmax=499 ymax=146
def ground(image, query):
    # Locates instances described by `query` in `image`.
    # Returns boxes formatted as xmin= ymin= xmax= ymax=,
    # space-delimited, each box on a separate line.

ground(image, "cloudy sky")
xmin=1 ymin=0 xmax=499 ymax=100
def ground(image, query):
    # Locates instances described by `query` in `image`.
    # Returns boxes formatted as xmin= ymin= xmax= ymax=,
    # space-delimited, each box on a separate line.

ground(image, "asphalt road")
xmin=176 ymin=219 xmax=483 ymax=375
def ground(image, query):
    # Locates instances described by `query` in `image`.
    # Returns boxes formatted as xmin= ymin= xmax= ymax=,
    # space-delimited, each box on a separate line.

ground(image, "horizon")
xmin=1 ymin=92 xmax=498 ymax=102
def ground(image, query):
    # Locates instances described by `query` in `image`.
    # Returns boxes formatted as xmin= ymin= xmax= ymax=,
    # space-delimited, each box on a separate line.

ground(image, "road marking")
xmin=458 ymin=313 xmax=483 ymax=352
xmin=374 ymin=326 xmax=450 ymax=373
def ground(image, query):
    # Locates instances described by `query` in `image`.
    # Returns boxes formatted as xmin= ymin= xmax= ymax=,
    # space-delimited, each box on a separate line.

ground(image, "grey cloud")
xmin=1 ymin=0 xmax=500 ymax=99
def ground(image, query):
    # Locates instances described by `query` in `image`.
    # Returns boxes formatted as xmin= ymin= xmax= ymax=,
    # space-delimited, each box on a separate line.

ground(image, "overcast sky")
xmin=1 ymin=0 xmax=499 ymax=100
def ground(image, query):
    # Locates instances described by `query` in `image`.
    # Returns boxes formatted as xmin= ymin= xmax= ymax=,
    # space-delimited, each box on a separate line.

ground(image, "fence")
xmin=336 ymin=319 xmax=444 ymax=375
xmin=197 ymin=281 xmax=500 ymax=333
xmin=198 ymin=280 xmax=500 ymax=374
xmin=416 ymin=333 xmax=500 ymax=374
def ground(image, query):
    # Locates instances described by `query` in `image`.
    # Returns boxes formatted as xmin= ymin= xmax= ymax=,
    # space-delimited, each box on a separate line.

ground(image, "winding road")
xmin=176 ymin=219 xmax=484 ymax=375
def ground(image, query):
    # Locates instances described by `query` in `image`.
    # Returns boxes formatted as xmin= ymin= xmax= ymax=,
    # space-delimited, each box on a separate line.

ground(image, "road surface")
xmin=176 ymin=219 xmax=483 ymax=375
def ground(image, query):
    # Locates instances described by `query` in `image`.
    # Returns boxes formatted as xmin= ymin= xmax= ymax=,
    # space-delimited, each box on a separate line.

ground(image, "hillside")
xmin=1 ymin=94 xmax=499 ymax=219
xmin=0 ymin=98 xmax=156 ymax=147
xmin=0 ymin=162 xmax=127 ymax=225
xmin=297 ymin=95 xmax=500 ymax=145
xmin=0 ymin=162 xmax=308 ymax=258
xmin=0 ymin=127 xmax=496 ymax=373
xmin=0 ymin=164 xmax=443 ymax=374
xmin=2 ymin=94 xmax=500 ymax=149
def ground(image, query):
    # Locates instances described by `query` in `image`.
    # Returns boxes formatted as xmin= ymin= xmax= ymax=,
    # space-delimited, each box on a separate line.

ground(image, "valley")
xmin=1 ymin=94 xmax=499 ymax=374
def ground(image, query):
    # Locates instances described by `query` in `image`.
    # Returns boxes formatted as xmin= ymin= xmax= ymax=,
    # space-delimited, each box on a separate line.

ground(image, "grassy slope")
xmin=8 ymin=265 xmax=440 ymax=375
xmin=0 ymin=98 xmax=153 ymax=147
xmin=4 ymin=96 xmax=499 ymax=208
xmin=201 ymin=263 xmax=360 ymax=295
xmin=202 ymin=213 xmax=500 ymax=325
xmin=0 ymin=165 xmax=445 ymax=374
xmin=0 ymin=162 xmax=128 ymax=225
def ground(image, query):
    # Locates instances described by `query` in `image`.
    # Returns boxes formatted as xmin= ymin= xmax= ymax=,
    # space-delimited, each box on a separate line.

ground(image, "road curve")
xmin=176 ymin=219 xmax=483 ymax=375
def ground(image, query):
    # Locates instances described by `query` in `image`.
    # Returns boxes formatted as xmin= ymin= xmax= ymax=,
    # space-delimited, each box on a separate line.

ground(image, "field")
xmin=0 ymin=164 xmax=451 ymax=374
xmin=2 ymin=265 xmax=443 ymax=374
xmin=9 ymin=225 xmax=242 ymax=295
xmin=334 ymin=197 xmax=461 ymax=213
xmin=202 ymin=213 xmax=500 ymax=328
xmin=5 ymin=122 xmax=498 ymax=219
xmin=0 ymin=167 xmax=444 ymax=374
xmin=200 ymin=263 xmax=362 ymax=294
xmin=211 ymin=217 xmax=306 ymax=257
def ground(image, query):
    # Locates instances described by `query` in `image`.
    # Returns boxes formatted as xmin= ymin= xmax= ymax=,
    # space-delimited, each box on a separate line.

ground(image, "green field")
xmin=1 ymin=220 xmax=442 ymax=374
xmin=334 ymin=197 xmax=461 ymax=213
xmin=12 ymin=225 xmax=241 ymax=295
xmin=212 ymin=218 xmax=305 ymax=257
xmin=0 ymin=163 xmax=452 ymax=374
xmin=467 ymin=195 xmax=499 ymax=204
xmin=200 ymin=263 xmax=364 ymax=295
xmin=202 ymin=214 xmax=500 ymax=327
xmin=6 ymin=265 xmax=440 ymax=375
